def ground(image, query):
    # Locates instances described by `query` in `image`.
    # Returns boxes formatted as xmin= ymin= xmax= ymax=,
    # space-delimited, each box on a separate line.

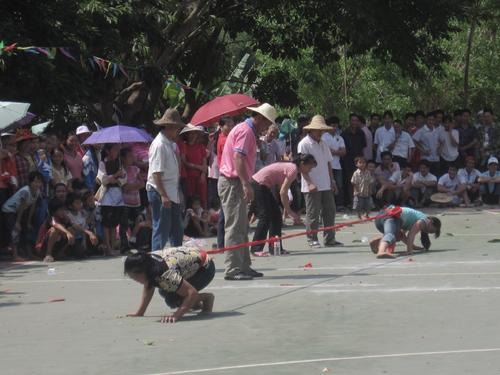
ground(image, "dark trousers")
xmin=158 ymin=259 xmax=215 ymax=308
xmin=251 ymin=182 xmax=282 ymax=253
xmin=392 ymin=156 xmax=408 ymax=168
xmin=333 ymin=169 xmax=344 ymax=208
xmin=217 ymin=208 xmax=225 ymax=249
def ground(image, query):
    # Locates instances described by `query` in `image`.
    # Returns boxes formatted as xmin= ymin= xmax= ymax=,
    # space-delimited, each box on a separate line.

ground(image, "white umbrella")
xmin=31 ymin=120 xmax=52 ymax=135
xmin=0 ymin=101 xmax=31 ymax=130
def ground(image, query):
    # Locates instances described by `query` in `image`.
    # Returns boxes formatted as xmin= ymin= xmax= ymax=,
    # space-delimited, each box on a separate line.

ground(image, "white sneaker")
xmin=309 ymin=241 xmax=321 ymax=249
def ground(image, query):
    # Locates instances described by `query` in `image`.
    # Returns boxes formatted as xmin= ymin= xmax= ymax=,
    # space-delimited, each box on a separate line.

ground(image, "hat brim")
xmin=303 ymin=125 xmax=331 ymax=131
xmin=430 ymin=193 xmax=453 ymax=204
xmin=179 ymin=127 xmax=206 ymax=135
xmin=153 ymin=119 xmax=185 ymax=127
xmin=246 ymin=106 xmax=276 ymax=125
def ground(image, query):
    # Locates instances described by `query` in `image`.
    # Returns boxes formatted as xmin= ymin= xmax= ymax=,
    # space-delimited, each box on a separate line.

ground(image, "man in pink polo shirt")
xmin=218 ymin=103 xmax=277 ymax=280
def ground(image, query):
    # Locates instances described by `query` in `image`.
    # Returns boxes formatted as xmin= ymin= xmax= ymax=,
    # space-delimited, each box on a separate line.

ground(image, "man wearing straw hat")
xmin=147 ymin=108 xmax=185 ymax=251
xmin=218 ymin=103 xmax=277 ymax=280
xmin=298 ymin=115 xmax=342 ymax=248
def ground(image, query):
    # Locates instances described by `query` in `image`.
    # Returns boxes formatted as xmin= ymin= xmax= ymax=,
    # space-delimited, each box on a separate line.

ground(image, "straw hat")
xmin=153 ymin=108 xmax=185 ymax=127
xmin=15 ymin=128 xmax=38 ymax=143
xmin=430 ymin=193 xmax=453 ymax=204
xmin=246 ymin=103 xmax=277 ymax=125
xmin=303 ymin=115 xmax=332 ymax=131
xmin=179 ymin=124 xmax=208 ymax=135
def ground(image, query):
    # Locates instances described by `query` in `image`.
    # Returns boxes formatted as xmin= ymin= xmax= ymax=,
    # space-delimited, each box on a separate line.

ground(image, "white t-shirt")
xmin=412 ymin=172 xmax=437 ymax=185
xmin=413 ymin=125 xmax=440 ymax=162
xmin=374 ymin=126 xmax=396 ymax=163
xmin=458 ymin=168 xmax=481 ymax=185
xmin=321 ymin=132 xmax=345 ymax=170
xmin=438 ymin=173 xmax=461 ymax=192
xmin=392 ymin=131 xmax=415 ymax=159
xmin=146 ymin=132 xmax=180 ymax=203
xmin=298 ymin=135 xmax=333 ymax=192
xmin=438 ymin=128 xmax=459 ymax=161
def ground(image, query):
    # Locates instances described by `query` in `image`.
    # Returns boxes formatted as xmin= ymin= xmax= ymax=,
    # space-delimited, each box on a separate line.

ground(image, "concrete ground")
xmin=2 ymin=207 xmax=500 ymax=375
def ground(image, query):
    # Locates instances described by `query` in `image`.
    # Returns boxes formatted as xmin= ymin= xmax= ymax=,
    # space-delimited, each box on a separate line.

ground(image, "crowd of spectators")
xmin=0 ymin=106 xmax=498 ymax=263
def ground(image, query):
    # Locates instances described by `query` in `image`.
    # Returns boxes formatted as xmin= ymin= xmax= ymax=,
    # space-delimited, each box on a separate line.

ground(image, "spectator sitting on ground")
xmin=184 ymin=196 xmax=211 ymax=238
xmin=65 ymin=192 xmax=98 ymax=258
xmin=437 ymin=164 xmax=470 ymax=206
xmin=478 ymin=156 xmax=500 ymax=205
xmin=1 ymin=171 xmax=43 ymax=261
xmin=458 ymin=156 xmax=482 ymax=205
xmin=40 ymin=199 xmax=75 ymax=262
xmin=374 ymin=151 xmax=401 ymax=205
xmin=392 ymin=165 xmax=413 ymax=205
xmin=410 ymin=161 xmax=437 ymax=207
xmin=129 ymin=204 xmax=153 ymax=251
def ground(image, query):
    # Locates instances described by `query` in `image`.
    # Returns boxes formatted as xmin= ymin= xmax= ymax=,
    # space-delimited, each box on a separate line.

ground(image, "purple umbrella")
xmin=83 ymin=125 xmax=153 ymax=145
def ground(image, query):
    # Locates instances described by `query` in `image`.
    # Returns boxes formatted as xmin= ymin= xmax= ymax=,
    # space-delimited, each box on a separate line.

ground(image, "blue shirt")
xmin=400 ymin=207 xmax=428 ymax=230
xmin=481 ymin=170 xmax=500 ymax=192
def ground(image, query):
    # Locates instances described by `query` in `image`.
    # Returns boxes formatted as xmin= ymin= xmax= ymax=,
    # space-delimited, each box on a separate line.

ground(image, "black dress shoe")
xmin=246 ymin=268 xmax=264 ymax=277
xmin=224 ymin=272 xmax=253 ymax=281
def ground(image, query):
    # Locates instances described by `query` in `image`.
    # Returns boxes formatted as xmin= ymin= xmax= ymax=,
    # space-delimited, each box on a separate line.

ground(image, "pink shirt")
xmin=123 ymin=165 xmax=142 ymax=207
xmin=252 ymin=162 xmax=298 ymax=189
xmin=64 ymin=150 xmax=83 ymax=181
xmin=219 ymin=119 xmax=256 ymax=179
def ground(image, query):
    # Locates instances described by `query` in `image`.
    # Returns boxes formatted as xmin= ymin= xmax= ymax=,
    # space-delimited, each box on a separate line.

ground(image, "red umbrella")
xmin=190 ymin=93 xmax=259 ymax=126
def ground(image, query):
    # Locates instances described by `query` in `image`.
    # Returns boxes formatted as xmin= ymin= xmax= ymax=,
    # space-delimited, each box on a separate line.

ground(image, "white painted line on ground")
xmin=145 ymin=347 xmax=500 ymax=375
xmin=311 ymin=286 xmax=500 ymax=294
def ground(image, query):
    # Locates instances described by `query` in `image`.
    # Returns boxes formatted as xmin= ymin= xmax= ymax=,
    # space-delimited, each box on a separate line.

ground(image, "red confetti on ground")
xmin=48 ymin=298 xmax=65 ymax=303
xmin=303 ymin=262 xmax=313 ymax=268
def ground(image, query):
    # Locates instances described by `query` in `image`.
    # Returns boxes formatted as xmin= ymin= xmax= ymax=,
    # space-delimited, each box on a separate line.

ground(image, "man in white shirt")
xmin=389 ymin=119 xmax=415 ymax=168
xmin=374 ymin=151 xmax=401 ymax=204
xmin=411 ymin=161 xmax=437 ymax=207
xmin=321 ymin=116 xmax=346 ymax=210
xmin=437 ymin=164 xmax=469 ymax=206
xmin=458 ymin=156 xmax=481 ymax=205
xmin=299 ymin=115 xmax=342 ymax=248
xmin=147 ymin=109 xmax=185 ymax=250
xmin=438 ymin=115 xmax=459 ymax=175
xmin=373 ymin=110 xmax=396 ymax=163
xmin=413 ymin=112 xmax=441 ymax=176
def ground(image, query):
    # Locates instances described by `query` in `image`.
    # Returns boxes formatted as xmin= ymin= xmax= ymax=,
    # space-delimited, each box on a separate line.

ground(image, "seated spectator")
xmin=437 ymin=165 xmax=469 ymax=206
xmin=51 ymin=149 xmax=73 ymax=190
xmin=374 ymin=151 xmax=401 ymax=204
xmin=129 ymin=205 xmax=153 ymax=251
xmin=410 ymin=161 xmax=437 ymax=207
xmin=478 ymin=157 xmax=500 ymax=205
xmin=393 ymin=166 xmax=413 ymax=205
xmin=66 ymin=192 xmax=98 ymax=257
xmin=458 ymin=156 xmax=481 ymax=205
xmin=39 ymin=199 xmax=75 ymax=262
xmin=183 ymin=196 xmax=212 ymax=238
xmin=351 ymin=156 xmax=375 ymax=219
xmin=1 ymin=171 xmax=43 ymax=261
xmin=82 ymin=190 xmax=101 ymax=239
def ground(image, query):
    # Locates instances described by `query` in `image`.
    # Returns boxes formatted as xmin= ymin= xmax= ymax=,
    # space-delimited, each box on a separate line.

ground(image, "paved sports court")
xmin=2 ymin=208 xmax=500 ymax=375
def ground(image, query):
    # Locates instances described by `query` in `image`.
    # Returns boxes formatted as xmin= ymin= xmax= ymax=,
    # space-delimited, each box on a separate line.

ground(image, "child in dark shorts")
xmin=351 ymin=157 xmax=376 ymax=218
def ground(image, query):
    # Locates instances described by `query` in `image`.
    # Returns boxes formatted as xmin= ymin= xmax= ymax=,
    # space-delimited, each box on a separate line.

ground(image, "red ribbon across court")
xmin=205 ymin=206 xmax=402 ymax=255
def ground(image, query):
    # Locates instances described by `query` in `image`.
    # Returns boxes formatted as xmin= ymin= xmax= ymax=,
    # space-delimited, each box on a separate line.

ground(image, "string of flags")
xmin=0 ymin=41 xmax=210 ymax=96
xmin=0 ymin=41 xmax=129 ymax=79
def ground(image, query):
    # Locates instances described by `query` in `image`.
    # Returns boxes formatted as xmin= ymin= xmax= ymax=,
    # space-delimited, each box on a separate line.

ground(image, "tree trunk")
xmin=463 ymin=18 xmax=477 ymax=108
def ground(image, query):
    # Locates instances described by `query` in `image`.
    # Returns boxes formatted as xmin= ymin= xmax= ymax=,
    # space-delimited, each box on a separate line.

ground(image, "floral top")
xmin=351 ymin=169 xmax=376 ymax=197
xmin=151 ymin=247 xmax=209 ymax=293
